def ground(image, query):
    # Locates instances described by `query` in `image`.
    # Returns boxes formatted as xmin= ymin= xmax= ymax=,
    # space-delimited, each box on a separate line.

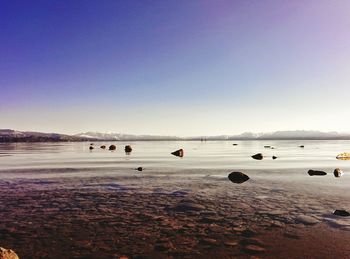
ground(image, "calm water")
xmin=0 ymin=140 xmax=350 ymax=179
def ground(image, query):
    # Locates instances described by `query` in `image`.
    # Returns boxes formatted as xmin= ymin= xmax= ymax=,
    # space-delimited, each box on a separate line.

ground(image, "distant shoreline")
xmin=2 ymin=129 xmax=350 ymax=142
xmin=2 ymin=138 xmax=350 ymax=143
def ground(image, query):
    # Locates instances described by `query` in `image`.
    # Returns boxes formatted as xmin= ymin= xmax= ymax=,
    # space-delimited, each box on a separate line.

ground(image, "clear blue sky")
xmin=1 ymin=0 xmax=350 ymax=136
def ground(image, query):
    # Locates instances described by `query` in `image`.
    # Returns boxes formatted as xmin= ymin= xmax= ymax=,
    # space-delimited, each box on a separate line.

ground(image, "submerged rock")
xmin=171 ymin=149 xmax=184 ymax=157
xmin=109 ymin=145 xmax=116 ymax=151
xmin=0 ymin=247 xmax=19 ymax=259
xmin=296 ymin=215 xmax=320 ymax=225
xmin=124 ymin=145 xmax=132 ymax=153
xmin=264 ymin=146 xmax=271 ymax=148
xmin=336 ymin=152 xmax=350 ymax=160
xmin=308 ymin=170 xmax=327 ymax=176
xmin=172 ymin=201 xmax=205 ymax=212
xmin=272 ymin=156 xmax=278 ymax=160
xmin=228 ymin=172 xmax=250 ymax=184
xmin=100 ymin=145 xmax=106 ymax=149
xmin=243 ymin=244 xmax=266 ymax=254
xmin=333 ymin=210 xmax=350 ymax=217
xmin=251 ymin=153 xmax=263 ymax=160
xmin=334 ymin=168 xmax=343 ymax=178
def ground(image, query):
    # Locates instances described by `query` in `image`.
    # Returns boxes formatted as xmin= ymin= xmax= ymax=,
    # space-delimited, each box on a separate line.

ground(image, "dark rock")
xmin=89 ymin=146 xmax=94 ymax=150
xmin=228 ymin=172 xmax=250 ymax=184
xmin=272 ymin=156 xmax=277 ymax=160
xmin=299 ymin=145 xmax=305 ymax=148
xmin=125 ymin=145 xmax=132 ymax=153
xmin=100 ymin=145 xmax=106 ymax=149
xmin=232 ymin=144 xmax=238 ymax=146
xmin=251 ymin=153 xmax=263 ymax=160
xmin=171 ymin=149 xmax=184 ymax=157
xmin=333 ymin=210 xmax=350 ymax=217
xmin=308 ymin=170 xmax=327 ymax=176
xmin=264 ymin=146 xmax=271 ymax=148
xmin=90 ymin=143 xmax=94 ymax=146
xmin=334 ymin=168 xmax=343 ymax=177
xmin=136 ymin=167 xmax=143 ymax=171
xmin=109 ymin=145 xmax=116 ymax=150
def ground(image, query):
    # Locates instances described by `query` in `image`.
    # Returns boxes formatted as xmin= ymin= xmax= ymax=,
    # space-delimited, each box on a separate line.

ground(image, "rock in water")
xmin=89 ymin=146 xmax=94 ymax=150
xmin=308 ymin=170 xmax=327 ymax=176
xmin=336 ymin=152 xmax=350 ymax=160
xmin=171 ymin=149 xmax=184 ymax=157
xmin=251 ymin=153 xmax=263 ymax=160
xmin=334 ymin=168 xmax=343 ymax=178
xmin=333 ymin=210 xmax=350 ymax=217
xmin=100 ymin=145 xmax=106 ymax=149
xmin=272 ymin=156 xmax=278 ymax=160
xmin=232 ymin=143 xmax=238 ymax=146
xmin=0 ymin=247 xmax=19 ymax=259
xmin=109 ymin=145 xmax=116 ymax=151
xmin=299 ymin=145 xmax=305 ymax=148
xmin=136 ymin=167 xmax=143 ymax=171
xmin=264 ymin=146 xmax=271 ymax=148
xmin=124 ymin=145 xmax=132 ymax=153
xmin=228 ymin=172 xmax=250 ymax=184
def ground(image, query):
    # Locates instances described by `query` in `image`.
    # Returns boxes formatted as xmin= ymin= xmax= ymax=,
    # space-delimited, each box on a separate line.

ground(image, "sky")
xmin=1 ymin=0 xmax=350 ymax=136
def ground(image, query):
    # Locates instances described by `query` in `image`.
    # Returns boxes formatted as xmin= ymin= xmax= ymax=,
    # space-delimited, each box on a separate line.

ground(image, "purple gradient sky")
xmin=1 ymin=0 xmax=350 ymax=136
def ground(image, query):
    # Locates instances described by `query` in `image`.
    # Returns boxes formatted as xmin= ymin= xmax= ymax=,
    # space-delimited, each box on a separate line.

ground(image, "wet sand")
xmin=1 ymin=171 xmax=350 ymax=258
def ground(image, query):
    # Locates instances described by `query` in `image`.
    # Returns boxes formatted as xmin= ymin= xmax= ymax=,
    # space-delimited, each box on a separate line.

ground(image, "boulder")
xmin=0 ymin=247 xmax=19 ymax=259
xmin=89 ymin=146 xmax=94 ymax=150
xmin=124 ymin=145 xmax=132 ymax=153
xmin=334 ymin=168 xmax=343 ymax=178
xmin=171 ymin=149 xmax=184 ymax=157
xmin=136 ymin=167 xmax=143 ymax=171
xmin=251 ymin=153 xmax=263 ymax=160
xmin=336 ymin=152 xmax=350 ymax=160
xmin=272 ymin=156 xmax=278 ymax=160
xmin=100 ymin=145 xmax=106 ymax=149
xmin=109 ymin=145 xmax=116 ymax=151
xmin=333 ymin=209 xmax=350 ymax=217
xmin=308 ymin=170 xmax=327 ymax=176
xmin=228 ymin=172 xmax=250 ymax=184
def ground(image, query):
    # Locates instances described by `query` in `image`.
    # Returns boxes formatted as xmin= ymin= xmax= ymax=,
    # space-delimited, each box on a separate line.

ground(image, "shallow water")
xmin=1 ymin=141 xmax=350 ymax=258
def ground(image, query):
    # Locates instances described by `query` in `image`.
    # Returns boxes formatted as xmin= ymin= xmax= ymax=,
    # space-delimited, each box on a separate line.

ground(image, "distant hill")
xmin=0 ymin=129 xmax=96 ymax=142
xmin=1 ymin=129 xmax=350 ymax=142
xmin=75 ymin=131 xmax=181 ymax=141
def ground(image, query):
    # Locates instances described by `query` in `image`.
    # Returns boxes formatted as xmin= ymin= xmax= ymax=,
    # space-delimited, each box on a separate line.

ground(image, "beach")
xmin=1 ymin=141 xmax=350 ymax=258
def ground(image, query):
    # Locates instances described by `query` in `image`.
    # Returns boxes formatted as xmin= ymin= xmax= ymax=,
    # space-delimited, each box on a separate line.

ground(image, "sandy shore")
xmin=1 ymin=172 xmax=350 ymax=258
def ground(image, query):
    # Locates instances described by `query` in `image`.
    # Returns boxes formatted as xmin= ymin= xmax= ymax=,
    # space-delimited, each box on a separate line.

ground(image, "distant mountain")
xmin=0 ymin=129 xmax=95 ymax=142
xmin=75 ymin=131 xmax=181 ymax=141
xmin=1 ymin=129 xmax=350 ymax=142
